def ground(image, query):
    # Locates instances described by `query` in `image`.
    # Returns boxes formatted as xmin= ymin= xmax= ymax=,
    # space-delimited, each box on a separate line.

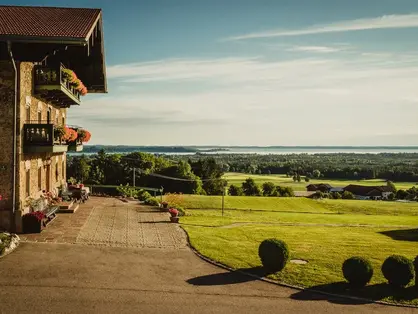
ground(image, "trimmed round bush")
xmin=381 ymin=255 xmax=414 ymax=287
xmin=342 ymin=257 xmax=373 ymax=287
xmin=258 ymin=239 xmax=289 ymax=272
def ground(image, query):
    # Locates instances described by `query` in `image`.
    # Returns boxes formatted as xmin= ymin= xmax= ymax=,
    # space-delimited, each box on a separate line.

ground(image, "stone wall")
xmin=0 ymin=60 xmax=15 ymax=230
xmin=18 ymin=62 xmax=67 ymax=215
xmin=0 ymin=61 xmax=69 ymax=231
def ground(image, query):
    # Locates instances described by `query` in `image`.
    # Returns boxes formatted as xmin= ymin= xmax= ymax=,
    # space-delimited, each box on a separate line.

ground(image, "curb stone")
xmin=179 ymin=225 xmax=418 ymax=309
xmin=0 ymin=233 xmax=20 ymax=259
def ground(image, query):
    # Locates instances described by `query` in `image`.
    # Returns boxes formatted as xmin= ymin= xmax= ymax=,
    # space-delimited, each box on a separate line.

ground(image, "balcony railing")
xmin=34 ymin=63 xmax=81 ymax=107
xmin=23 ymin=121 xmax=68 ymax=154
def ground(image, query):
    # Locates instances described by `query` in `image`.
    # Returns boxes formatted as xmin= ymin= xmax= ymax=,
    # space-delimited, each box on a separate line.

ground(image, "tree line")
xmin=167 ymin=153 xmax=418 ymax=182
xmin=67 ymin=150 xmax=226 ymax=195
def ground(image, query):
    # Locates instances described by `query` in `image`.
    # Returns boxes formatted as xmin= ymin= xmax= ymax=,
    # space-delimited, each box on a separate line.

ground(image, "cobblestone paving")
xmin=20 ymin=197 xmax=188 ymax=249
xmin=76 ymin=198 xmax=188 ymax=249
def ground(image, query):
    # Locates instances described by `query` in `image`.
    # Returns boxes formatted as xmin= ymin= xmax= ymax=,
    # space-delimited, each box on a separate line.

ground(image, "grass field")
xmin=224 ymin=172 xmax=417 ymax=191
xmin=172 ymin=194 xmax=418 ymax=305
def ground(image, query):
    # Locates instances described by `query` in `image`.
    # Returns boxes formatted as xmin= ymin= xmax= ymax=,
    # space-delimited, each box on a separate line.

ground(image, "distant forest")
xmin=168 ymin=153 xmax=418 ymax=182
xmin=67 ymin=150 xmax=418 ymax=197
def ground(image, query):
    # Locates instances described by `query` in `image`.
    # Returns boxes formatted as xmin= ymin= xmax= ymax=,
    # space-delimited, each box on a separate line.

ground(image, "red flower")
xmin=168 ymin=208 xmax=179 ymax=217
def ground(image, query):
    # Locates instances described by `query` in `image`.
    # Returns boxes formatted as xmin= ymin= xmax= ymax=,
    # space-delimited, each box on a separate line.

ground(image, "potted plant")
xmin=161 ymin=201 xmax=168 ymax=209
xmin=22 ymin=211 xmax=46 ymax=233
xmin=168 ymin=208 xmax=179 ymax=223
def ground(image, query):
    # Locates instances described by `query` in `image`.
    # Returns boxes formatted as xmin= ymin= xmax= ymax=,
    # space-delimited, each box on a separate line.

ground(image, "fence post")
xmin=414 ymin=256 xmax=418 ymax=289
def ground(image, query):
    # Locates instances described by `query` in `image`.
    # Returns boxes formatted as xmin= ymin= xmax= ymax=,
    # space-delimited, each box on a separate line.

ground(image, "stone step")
xmin=59 ymin=200 xmax=74 ymax=210
xmin=57 ymin=203 xmax=79 ymax=214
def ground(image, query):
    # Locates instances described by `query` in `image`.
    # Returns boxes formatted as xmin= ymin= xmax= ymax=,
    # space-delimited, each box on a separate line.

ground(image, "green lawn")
xmin=224 ymin=172 xmax=417 ymax=191
xmin=175 ymin=195 xmax=418 ymax=305
xmin=174 ymin=194 xmax=418 ymax=216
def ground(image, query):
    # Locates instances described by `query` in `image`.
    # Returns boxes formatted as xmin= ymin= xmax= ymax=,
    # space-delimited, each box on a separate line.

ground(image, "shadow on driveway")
xmin=187 ymin=267 xmax=270 ymax=286
xmin=291 ymin=282 xmax=418 ymax=305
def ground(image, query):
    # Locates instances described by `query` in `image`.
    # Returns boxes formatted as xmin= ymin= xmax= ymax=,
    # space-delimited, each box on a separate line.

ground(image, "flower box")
xmin=22 ymin=211 xmax=46 ymax=233
xmin=169 ymin=216 xmax=179 ymax=223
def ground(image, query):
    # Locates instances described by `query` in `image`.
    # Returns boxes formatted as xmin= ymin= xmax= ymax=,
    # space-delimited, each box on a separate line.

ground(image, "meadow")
xmin=169 ymin=194 xmax=418 ymax=305
xmin=223 ymin=172 xmax=416 ymax=191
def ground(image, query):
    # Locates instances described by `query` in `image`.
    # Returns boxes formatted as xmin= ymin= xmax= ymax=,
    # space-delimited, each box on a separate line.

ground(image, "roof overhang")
xmin=0 ymin=12 xmax=107 ymax=93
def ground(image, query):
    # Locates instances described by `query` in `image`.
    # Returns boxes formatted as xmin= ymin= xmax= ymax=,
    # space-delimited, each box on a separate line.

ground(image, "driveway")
xmin=1 ymin=198 xmax=416 ymax=313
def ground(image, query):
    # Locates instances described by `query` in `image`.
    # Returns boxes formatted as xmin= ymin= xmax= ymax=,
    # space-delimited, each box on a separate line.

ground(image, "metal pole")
xmin=133 ymin=167 xmax=135 ymax=187
xmin=222 ymin=188 xmax=225 ymax=217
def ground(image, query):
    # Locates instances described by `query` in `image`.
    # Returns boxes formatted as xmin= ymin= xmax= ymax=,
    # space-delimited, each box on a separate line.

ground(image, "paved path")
xmin=18 ymin=197 xmax=187 ymax=249
xmin=4 ymin=197 xmax=416 ymax=313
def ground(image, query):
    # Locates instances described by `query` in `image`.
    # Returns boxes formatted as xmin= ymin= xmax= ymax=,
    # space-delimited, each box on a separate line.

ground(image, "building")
xmin=343 ymin=185 xmax=395 ymax=200
xmin=0 ymin=6 xmax=107 ymax=232
xmin=306 ymin=183 xmax=333 ymax=193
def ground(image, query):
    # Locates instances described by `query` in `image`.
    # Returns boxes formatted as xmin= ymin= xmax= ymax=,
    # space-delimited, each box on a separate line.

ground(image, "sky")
xmin=4 ymin=0 xmax=418 ymax=146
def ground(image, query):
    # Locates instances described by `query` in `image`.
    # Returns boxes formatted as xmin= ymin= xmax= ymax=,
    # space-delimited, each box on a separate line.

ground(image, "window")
xmin=38 ymin=167 xmax=42 ymax=191
xmin=55 ymin=162 xmax=59 ymax=181
xmin=62 ymin=117 xmax=65 ymax=126
xmin=26 ymin=106 xmax=31 ymax=122
xmin=38 ymin=111 xmax=42 ymax=123
xmin=62 ymin=161 xmax=65 ymax=178
xmin=25 ymin=169 xmax=30 ymax=197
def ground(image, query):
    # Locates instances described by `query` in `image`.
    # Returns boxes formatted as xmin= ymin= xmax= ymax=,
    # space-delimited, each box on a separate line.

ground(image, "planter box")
xmin=169 ymin=216 xmax=179 ymax=223
xmin=22 ymin=218 xmax=45 ymax=234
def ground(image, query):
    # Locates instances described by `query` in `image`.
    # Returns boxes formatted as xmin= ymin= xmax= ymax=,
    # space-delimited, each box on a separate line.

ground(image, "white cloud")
xmin=226 ymin=14 xmax=418 ymax=40
xmin=72 ymin=53 xmax=418 ymax=145
xmin=287 ymin=46 xmax=343 ymax=53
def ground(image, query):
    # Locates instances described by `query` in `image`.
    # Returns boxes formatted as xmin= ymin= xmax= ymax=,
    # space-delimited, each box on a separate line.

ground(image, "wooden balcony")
xmin=34 ymin=64 xmax=81 ymax=108
xmin=68 ymin=140 xmax=84 ymax=152
xmin=23 ymin=122 xmax=68 ymax=154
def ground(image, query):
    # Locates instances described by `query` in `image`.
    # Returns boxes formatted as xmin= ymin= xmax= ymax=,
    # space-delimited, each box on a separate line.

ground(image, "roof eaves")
xmin=0 ymin=34 xmax=87 ymax=45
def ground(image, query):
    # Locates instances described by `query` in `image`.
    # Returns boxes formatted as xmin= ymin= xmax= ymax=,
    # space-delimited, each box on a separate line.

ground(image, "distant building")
xmin=306 ymin=183 xmax=333 ymax=193
xmin=343 ymin=185 xmax=394 ymax=200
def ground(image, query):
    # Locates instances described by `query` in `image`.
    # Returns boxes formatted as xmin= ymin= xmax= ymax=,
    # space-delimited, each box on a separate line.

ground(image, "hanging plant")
xmin=63 ymin=67 xmax=88 ymax=96
xmin=77 ymin=129 xmax=91 ymax=143
xmin=54 ymin=125 xmax=66 ymax=139
xmin=63 ymin=127 xmax=78 ymax=143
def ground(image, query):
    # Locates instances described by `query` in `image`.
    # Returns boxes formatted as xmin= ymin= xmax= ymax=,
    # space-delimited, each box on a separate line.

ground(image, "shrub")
xmin=175 ymin=206 xmax=186 ymax=216
xmin=342 ymin=191 xmax=355 ymax=199
xmin=164 ymin=193 xmax=184 ymax=207
xmin=342 ymin=257 xmax=373 ymax=287
xmin=381 ymin=255 xmax=414 ymax=287
xmin=144 ymin=197 xmax=160 ymax=207
xmin=258 ymin=239 xmax=289 ymax=272
xmin=137 ymin=190 xmax=152 ymax=201
xmin=228 ymin=185 xmax=243 ymax=196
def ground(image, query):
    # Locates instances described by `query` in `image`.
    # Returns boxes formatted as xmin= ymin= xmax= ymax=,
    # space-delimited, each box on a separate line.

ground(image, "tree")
xmin=292 ymin=175 xmax=297 ymax=182
xmin=228 ymin=185 xmax=243 ymax=196
xmin=262 ymin=182 xmax=276 ymax=196
xmin=296 ymin=174 xmax=301 ymax=182
xmin=305 ymin=177 xmax=310 ymax=182
xmin=386 ymin=180 xmax=397 ymax=193
xmin=242 ymin=178 xmax=261 ymax=196
xmin=276 ymin=186 xmax=295 ymax=197
xmin=396 ymin=189 xmax=408 ymax=200
xmin=313 ymin=169 xmax=321 ymax=178
xmin=342 ymin=191 xmax=355 ymax=199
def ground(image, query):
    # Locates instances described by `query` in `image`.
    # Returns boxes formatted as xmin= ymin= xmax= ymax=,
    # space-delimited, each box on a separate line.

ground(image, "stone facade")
xmin=0 ymin=61 xmax=67 ymax=231
xmin=0 ymin=60 xmax=15 ymax=230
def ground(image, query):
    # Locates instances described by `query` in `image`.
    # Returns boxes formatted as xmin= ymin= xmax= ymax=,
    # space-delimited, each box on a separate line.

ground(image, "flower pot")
xmin=22 ymin=218 xmax=44 ymax=233
xmin=169 ymin=216 xmax=179 ymax=223
xmin=162 ymin=203 xmax=168 ymax=209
